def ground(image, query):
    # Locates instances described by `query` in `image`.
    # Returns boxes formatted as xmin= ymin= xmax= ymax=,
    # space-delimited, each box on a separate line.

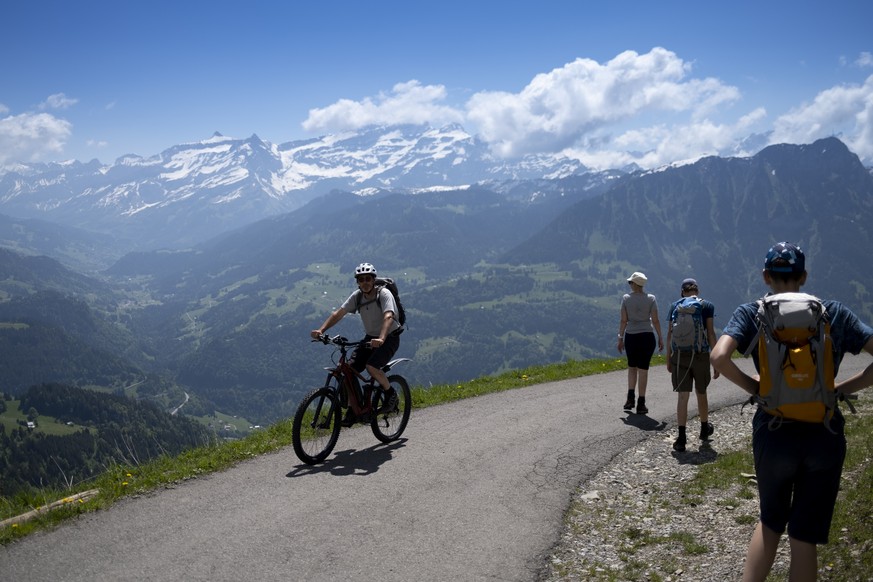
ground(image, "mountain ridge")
xmin=0 ymin=124 xmax=596 ymax=255
xmin=0 ymin=136 xmax=871 ymax=426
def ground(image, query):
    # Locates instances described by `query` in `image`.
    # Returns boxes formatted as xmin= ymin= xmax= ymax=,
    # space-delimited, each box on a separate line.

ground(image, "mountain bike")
xmin=291 ymin=334 xmax=412 ymax=465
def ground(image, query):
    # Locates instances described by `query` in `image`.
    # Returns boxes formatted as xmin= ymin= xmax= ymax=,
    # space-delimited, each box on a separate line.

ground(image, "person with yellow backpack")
xmin=711 ymin=242 xmax=873 ymax=582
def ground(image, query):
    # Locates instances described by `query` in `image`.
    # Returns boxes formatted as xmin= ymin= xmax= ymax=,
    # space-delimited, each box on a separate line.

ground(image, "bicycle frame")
xmin=318 ymin=335 xmax=411 ymax=418
xmin=325 ymin=348 xmax=372 ymax=417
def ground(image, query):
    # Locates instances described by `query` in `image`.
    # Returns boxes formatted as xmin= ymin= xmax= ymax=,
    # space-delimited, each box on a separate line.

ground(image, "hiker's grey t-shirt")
xmin=622 ymin=292 xmax=657 ymax=335
xmin=342 ymin=287 xmax=401 ymax=337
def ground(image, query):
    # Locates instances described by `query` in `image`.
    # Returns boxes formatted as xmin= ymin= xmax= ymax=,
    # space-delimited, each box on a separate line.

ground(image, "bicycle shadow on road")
xmin=620 ymin=413 xmax=667 ymax=432
xmin=285 ymin=438 xmax=408 ymax=478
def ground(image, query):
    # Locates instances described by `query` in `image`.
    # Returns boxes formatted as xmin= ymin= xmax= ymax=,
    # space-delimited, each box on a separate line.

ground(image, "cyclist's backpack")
xmin=743 ymin=292 xmax=837 ymax=429
xmin=670 ymin=296 xmax=706 ymax=352
xmin=356 ymin=277 xmax=406 ymax=327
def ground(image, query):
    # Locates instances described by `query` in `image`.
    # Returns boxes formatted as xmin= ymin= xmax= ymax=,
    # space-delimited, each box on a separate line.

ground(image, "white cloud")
xmin=770 ymin=74 xmax=873 ymax=162
xmin=302 ymin=80 xmax=464 ymax=132
xmin=0 ymin=112 xmax=73 ymax=166
xmin=302 ymin=48 xmax=751 ymax=167
xmin=856 ymin=52 xmax=873 ymax=68
xmin=40 ymin=92 xmax=78 ymax=110
xmin=0 ymin=103 xmax=8 ymax=115
xmin=565 ymin=108 xmax=768 ymax=169
xmin=466 ymin=48 xmax=742 ymax=158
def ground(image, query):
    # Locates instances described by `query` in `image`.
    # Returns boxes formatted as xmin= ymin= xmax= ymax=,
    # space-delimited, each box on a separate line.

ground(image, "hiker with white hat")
xmin=617 ymin=271 xmax=664 ymax=414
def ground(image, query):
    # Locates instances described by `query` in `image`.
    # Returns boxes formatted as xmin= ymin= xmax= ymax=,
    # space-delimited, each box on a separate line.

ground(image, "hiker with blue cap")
xmin=711 ymin=242 xmax=873 ymax=581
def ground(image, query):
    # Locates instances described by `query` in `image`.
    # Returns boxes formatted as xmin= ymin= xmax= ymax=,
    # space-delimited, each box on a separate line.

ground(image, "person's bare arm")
xmin=651 ymin=305 xmax=664 ymax=351
xmin=311 ymin=307 xmax=347 ymax=339
xmin=617 ymin=306 xmax=628 ymax=353
xmin=369 ymin=310 xmax=395 ymax=348
xmin=711 ymin=335 xmax=757 ymax=394
xmin=836 ymin=336 xmax=873 ymax=395
xmin=706 ymin=316 xmax=720 ymax=379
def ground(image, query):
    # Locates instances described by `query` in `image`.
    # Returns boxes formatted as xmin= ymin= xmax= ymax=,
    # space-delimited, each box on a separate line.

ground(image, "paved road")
xmin=2 ymin=355 xmax=869 ymax=581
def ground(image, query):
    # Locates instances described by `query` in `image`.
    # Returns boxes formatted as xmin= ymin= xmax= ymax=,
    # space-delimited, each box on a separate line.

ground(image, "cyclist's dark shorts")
xmin=624 ymin=331 xmax=656 ymax=369
xmin=752 ymin=407 xmax=846 ymax=544
xmin=350 ymin=333 xmax=400 ymax=373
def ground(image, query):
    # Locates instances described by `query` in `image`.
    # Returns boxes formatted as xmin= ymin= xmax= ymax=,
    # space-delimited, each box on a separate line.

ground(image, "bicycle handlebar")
xmin=311 ymin=334 xmax=368 ymax=348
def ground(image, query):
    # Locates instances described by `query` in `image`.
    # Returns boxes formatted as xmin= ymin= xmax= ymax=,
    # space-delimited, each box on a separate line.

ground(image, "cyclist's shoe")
xmin=378 ymin=389 xmax=399 ymax=414
xmin=340 ymin=410 xmax=357 ymax=427
xmin=635 ymin=398 xmax=648 ymax=415
xmin=673 ymin=435 xmax=686 ymax=452
xmin=623 ymin=397 xmax=635 ymax=411
xmin=700 ymin=422 xmax=714 ymax=441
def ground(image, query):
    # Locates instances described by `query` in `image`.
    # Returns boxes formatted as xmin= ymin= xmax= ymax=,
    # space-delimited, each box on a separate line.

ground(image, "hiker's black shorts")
xmin=350 ymin=333 xmax=400 ymax=374
xmin=670 ymin=350 xmax=711 ymax=392
xmin=624 ymin=331 xmax=656 ymax=369
xmin=752 ymin=407 xmax=846 ymax=544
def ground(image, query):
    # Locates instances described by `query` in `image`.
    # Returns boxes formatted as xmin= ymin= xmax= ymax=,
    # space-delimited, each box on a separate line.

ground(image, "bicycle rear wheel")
xmin=371 ymin=374 xmax=411 ymax=443
xmin=292 ymin=386 xmax=341 ymax=464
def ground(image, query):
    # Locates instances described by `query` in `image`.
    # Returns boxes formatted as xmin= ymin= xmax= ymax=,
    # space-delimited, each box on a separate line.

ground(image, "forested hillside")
xmin=0 ymin=384 xmax=213 ymax=495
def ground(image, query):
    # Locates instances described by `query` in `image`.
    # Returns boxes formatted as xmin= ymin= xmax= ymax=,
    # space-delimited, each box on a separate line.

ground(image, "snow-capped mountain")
xmin=0 ymin=124 xmax=592 ymax=251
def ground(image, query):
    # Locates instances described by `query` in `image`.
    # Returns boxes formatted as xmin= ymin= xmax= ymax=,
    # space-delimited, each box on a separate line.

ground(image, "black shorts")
xmin=752 ymin=408 xmax=846 ymax=544
xmin=624 ymin=332 xmax=656 ymax=370
xmin=350 ymin=333 xmax=400 ymax=373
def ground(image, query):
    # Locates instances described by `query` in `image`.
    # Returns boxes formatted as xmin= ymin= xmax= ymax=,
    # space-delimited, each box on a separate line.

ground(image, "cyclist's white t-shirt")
xmin=342 ymin=287 xmax=401 ymax=337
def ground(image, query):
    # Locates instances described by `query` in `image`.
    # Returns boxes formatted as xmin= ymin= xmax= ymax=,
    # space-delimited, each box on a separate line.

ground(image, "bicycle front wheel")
xmin=371 ymin=374 xmax=411 ymax=443
xmin=292 ymin=386 xmax=341 ymax=464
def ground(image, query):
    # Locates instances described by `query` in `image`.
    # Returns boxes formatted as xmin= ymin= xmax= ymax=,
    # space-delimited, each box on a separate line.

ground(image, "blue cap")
xmin=764 ymin=242 xmax=805 ymax=273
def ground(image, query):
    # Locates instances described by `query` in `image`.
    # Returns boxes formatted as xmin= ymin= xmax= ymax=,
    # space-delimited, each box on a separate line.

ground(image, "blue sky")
xmin=2 ymin=0 xmax=872 ymax=169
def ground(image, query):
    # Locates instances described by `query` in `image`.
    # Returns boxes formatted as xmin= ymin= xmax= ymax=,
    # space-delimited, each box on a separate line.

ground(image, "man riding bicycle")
xmin=310 ymin=262 xmax=401 ymax=423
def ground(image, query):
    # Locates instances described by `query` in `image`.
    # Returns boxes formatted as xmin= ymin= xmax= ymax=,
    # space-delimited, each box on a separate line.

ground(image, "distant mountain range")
xmin=0 ymin=124 xmax=617 ymax=259
xmin=0 ymin=132 xmax=871 ymax=427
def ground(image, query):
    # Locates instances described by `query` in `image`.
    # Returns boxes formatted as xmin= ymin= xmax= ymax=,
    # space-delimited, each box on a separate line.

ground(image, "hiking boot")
xmin=700 ymin=422 xmax=714 ymax=441
xmin=673 ymin=435 xmax=686 ymax=452
xmin=378 ymin=389 xmax=398 ymax=414
xmin=623 ymin=397 xmax=635 ymax=411
xmin=635 ymin=399 xmax=648 ymax=415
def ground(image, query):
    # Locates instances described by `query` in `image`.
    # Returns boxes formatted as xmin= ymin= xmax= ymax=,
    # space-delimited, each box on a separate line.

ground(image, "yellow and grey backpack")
xmin=744 ymin=292 xmax=840 ymax=430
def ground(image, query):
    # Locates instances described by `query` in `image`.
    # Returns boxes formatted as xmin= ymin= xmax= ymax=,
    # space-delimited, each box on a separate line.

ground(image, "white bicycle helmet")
xmin=354 ymin=262 xmax=377 ymax=278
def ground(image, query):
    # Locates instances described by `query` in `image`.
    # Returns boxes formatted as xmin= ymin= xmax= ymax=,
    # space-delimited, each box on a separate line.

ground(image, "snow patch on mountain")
xmin=0 ymin=123 xmax=609 ymax=249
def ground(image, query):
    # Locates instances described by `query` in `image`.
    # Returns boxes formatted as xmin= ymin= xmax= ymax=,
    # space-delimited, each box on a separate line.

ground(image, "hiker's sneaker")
xmin=378 ymin=389 xmax=398 ymax=414
xmin=340 ymin=410 xmax=357 ymax=427
xmin=700 ymin=422 xmax=714 ymax=441
xmin=623 ymin=397 xmax=635 ymax=411
xmin=635 ymin=400 xmax=648 ymax=415
xmin=673 ymin=435 xmax=686 ymax=452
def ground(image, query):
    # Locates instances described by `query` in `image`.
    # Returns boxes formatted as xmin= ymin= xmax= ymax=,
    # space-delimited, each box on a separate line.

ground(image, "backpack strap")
xmin=742 ymin=299 xmax=765 ymax=357
xmin=354 ymin=287 xmax=383 ymax=312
